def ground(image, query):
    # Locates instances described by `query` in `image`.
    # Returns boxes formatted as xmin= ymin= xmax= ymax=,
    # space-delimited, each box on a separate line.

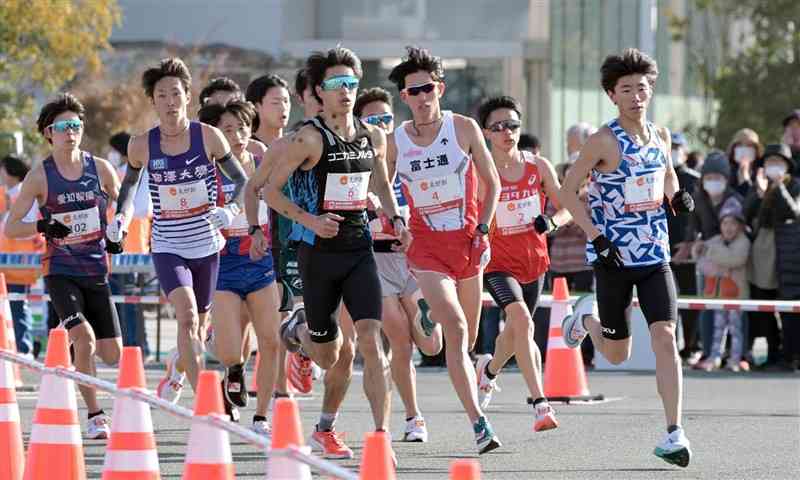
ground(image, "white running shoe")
xmin=533 ymin=402 xmax=559 ymax=432
xmin=311 ymin=362 xmax=323 ymax=380
xmin=156 ymin=348 xmax=185 ymax=404
xmin=252 ymin=419 xmax=272 ymax=443
xmin=654 ymin=427 xmax=692 ymax=467
xmin=475 ymin=354 xmax=500 ymax=410
xmin=403 ymin=416 xmax=429 ymax=442
xmin=562 ymin=294 xmax=596 ymax=348
xmin=86 ymin=413 xmax=111 ymax=440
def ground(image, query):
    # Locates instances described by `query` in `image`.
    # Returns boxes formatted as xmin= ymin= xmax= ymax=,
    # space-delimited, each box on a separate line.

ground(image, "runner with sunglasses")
xmin=354 ymin=87 xmax=443 ymax=443
xmin=387 ymin=46 xmax=502 ymax=454
xmin=5 ymin=93 xmax=123 ymax=439
xmin=473 ymin=95 xmax=570 ymax=432
xmin=265 ymin=47 xmax=407 ymax=462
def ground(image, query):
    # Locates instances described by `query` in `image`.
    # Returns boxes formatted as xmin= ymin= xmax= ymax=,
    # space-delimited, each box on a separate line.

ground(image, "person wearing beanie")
xmin=726 ymin=128 xmax=762 ymax=197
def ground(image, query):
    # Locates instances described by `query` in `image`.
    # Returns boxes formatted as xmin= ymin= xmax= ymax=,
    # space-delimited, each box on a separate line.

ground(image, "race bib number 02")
xmin=158 ymin=180 xmax=209 ymax=219
xmin=624 ymin=170 xmax=664 ymax=213
xmin=408 ymin=174 xmax=462 ymax=215
xmin=496 ymin=192 xmax=541 ymax=235
xmin=52 ymin=206 xmax=102 ymax=245
xmin=323 ymin=172 xmax=370 ymax=210
xmin=226 ymin=201 xmax=269 ymax=237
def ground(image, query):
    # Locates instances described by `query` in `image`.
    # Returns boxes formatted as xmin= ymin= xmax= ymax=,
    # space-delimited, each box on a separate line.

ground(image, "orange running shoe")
xmin=287 ymin=351 xmax=313 ymax=394
xmin=310 ymin=427 xmax=354 ymax=459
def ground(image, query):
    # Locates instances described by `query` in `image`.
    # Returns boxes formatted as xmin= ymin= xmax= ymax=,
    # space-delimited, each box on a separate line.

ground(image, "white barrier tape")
xmin=0 ymin=349 xmax=358 ymax=480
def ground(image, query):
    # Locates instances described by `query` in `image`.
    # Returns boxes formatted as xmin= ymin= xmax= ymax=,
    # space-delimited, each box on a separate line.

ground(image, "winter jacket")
xmin=686 ymin=186 xmax=742 ymax=241
xmin=696 ymin=233 xmax=750 ymax=299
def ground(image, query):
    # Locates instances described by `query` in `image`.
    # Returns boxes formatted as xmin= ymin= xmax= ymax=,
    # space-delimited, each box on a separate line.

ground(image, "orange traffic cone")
xmin=0 ymin=274 xmax=24 ymax=390
xmin=24 ymin=328 xmax=86 ymax=480
xmin=543 ymin=277 xmax=603 ymax=402
xmin=266 ymin=397 xmax=311 ymax=479
xmin=102 ymin=347 xmax=160 ymax=479
xmin=359 ymin=432 xmax=395 ymax=480
xmin=0 ymin=315 xmax=24 ymax=480
xmin=450 ymin=459 xmax=480 ymax=479
xmin=182 ymin=370 xmax=234 ymax=480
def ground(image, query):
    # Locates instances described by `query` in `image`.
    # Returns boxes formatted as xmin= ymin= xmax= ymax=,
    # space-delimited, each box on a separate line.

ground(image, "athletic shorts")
xmin=45 ymin=275 xmax=121 ymax=340
xmin=298 ymin=244 xmax=382 ymax=343
xmin=217 ymin=254 xmax=275 ymax=300
xmin=407 ymin=232 xmax=488 ymax=281
xmin=279 ymin=245 xmax=304 ymax=298
xmin=375 ymin=252 xmax=417 ymax=298
xmin=593 ymin=262 xmax=678 ymax=340
xmin=153 ymin=252 xmax=219 ymax=313
xmin=484 ymin=271 xmax=543 ymax=313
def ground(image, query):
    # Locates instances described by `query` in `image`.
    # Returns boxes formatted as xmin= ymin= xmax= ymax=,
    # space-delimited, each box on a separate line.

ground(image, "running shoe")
xmin=86 ymin=413 xmax=111 ymax=440
xmin=287 ymin=351 xmax=313 ymax=394
xmin=311 ymin=361 xmax=323 ymax=380
xmin=475 ymin=354 xmax=500 ymax=410
xmin=403 ymin=416 xmax=429 ymax=442
xmin=279 ymin=306 xmax=306 ymax=353
xmin=416 ymin=298 xmax=436 ymax=337
xmin=473 ymin=416 xmax=501 ymax=454
xmin=562 ymin=294 xmax=595 ymax=349
xmin=310 ymin=427 xmax=354 ymax=459
xmin=653 ymin=427 xmax=692 ymax=467
xmin=252 ymin=418 xmax=272 ymax=442
xmin=223 ymin=363 xmax=249 ymax=408
xmin=156 ymin=348 xmax=185 ymax=404
xmin=533 ymin=402 xmax=559 ymax=432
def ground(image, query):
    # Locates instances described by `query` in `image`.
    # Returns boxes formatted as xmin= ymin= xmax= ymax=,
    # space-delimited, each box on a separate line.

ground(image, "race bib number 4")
xmin=158 ymin=180 xmax=209 ymax=219
xmin=52 ymin=206 xmax=101 ymax=245
xmin=408 ymin=174 xmax=462 ymax=214
xmin=624 ymin=171 xmax=665 ymax=213
xmin=323 ymin=172 xmax=370 ymax=210
xmin=226 ymin=201 xmax=269 ymax=237
xmin=496 ymin=192 xmax=541 ymax=235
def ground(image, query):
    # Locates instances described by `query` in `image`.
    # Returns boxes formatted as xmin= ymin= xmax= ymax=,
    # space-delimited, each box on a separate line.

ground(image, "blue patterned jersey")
xmin=586 ymin=120 xmax=670 ymax=267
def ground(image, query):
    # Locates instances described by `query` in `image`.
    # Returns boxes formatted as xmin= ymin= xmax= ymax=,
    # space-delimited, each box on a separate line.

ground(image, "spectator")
xmin=726 ymin=128 xmax=762 ymax=198
xmin=519 ymin=133 xmax=541 ymax=155
xmin=686 ymin=150 xmax=703 ymax=171
xmin=565 ymin=122 xmax=596 ymax=163
xmin=693 ymin=200 xmax=750 ymax=372
xmin=782 ymin=109 xmax=800 ymax=173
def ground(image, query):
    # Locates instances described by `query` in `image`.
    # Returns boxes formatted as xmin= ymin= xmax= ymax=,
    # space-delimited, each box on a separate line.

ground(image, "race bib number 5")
xmin=624 ymin=170 xmax=665 ymax=213
xmin=408 ymin=174 xmax=462 ymax=214
xmin=323 ymin=172 xmax=370 ymax=210
xmin=52 ymin=207 xmax=102 ymax=245
xmin=158 ymin=180 xmax=209 ymax=219
xmin=496 ymin=192 xmax=541 ymax=235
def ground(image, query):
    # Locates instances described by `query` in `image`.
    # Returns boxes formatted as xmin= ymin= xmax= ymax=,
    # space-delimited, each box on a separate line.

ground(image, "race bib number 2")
xmin=624 ymin=170 xmax=665 ymax=213
xmin=496 ymin=192 xmax=541 ymax=235
xmin=323 ymin=172 xmax=370 ymax=210
xmin=52 ymin=206 xmax=102 ymax=245
xmin=158 ymin=180 xmax=209 ymax=219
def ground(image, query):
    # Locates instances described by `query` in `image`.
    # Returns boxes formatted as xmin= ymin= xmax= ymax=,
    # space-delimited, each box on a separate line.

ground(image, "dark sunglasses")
xmin=487 ymin=119 xmax=521 ymax=133
xmin=361 ymin=113 xmax=394 ymax=126
xmin=404 ymin=82 xmax=436 ymax=96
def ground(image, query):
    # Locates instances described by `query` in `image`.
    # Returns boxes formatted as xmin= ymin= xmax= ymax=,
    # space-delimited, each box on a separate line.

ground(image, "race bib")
xmin=323 ymin=172 xmax=370 ymax=210
xmin=407 ymin=174 xmax=462 ymax=214
xmin=226 ymin=201 xmax=269 ymax=237
xmin=158 ymin=180 xmax=209 ymax=219
xmin=624 ymin=170 xmax=664 ymax=213
xmin=496 ymin=192 xmax=541 ymax=235
xmin=52 ymin=206 xmax=101 ymax=245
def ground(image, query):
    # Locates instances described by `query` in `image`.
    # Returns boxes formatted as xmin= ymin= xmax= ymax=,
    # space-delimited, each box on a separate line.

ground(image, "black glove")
xmin=105 ymin=237 xmax=124 ymax=254
xmin=36 ymin=218 xmax=71 ymax=240
xmin=592 ymin=234 xmax=624 ymax=268
xmin=670 ymin=189 xmax=694 ymax=214
xmin=533 ymin=214 xmax=557 ymax=235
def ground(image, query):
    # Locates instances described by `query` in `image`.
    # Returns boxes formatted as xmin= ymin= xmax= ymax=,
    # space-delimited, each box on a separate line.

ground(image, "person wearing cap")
xmin=744 ymin=143 xmax=800 ymax=370
xmin=726 ymin=128 xmax=763 ymax=198
xmin=782 ymin=110 xmax=800 ymax=171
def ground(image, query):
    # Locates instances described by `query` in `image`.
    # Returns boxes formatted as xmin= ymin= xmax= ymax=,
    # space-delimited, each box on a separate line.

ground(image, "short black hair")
xmin=1 ymin=154 xmax=30 ymax=181
xmin=305 ymin=47 xmax=363 ymax=104
xmin=354 ymin=87 xmax=393 ymax=117
xmin=142 ymin=57 xmax=192 ymax=98
xmin=388 ymin=46 xmax=445 ymax=91
xmin=36 ymin=93 xmax=85 ymax=138
xmin=477 ymin=95 xmax=522 ymax=129
xmin=294 ymin=68 xmax=310 ymax=97
xmin=197 ymin=99 xmax=257 ymax=129
xmin=519 ymin=133 xmax=541 ymax=152
xmin=109 ymin=131 xmax=131 ymax=157
xmin=245 ymin=74 xmax=289 ymax=105
xmin=199 ymin=77 xmax=242 ymax=105
xmin=600 ymin=48 xmax=658 ymax=94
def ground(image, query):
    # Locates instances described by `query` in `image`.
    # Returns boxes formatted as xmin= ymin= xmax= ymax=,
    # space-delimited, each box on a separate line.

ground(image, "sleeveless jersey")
xmin=147 ymin=122 xmax=224 ymax=259
xmin=218 ymin=154 xmax=270 ymax=257
xmin=40 ymin=153 xmax=109 ymax=277
xmin=394 ymin=111 xmax=479 ymax=237
xmin=586 ymin=119 xmax=670 ymax=267
xmin=486 ymin=151 xmax=549 ymax=283
xmin=289 ymin=116 xmax=375 ymax=252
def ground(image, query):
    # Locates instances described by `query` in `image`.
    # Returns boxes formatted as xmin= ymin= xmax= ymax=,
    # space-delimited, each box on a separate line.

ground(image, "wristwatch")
xmin=248 ymin=225 xmax=261 ymax=236
xmin=476 ymin=223 xmax=489 ymax=235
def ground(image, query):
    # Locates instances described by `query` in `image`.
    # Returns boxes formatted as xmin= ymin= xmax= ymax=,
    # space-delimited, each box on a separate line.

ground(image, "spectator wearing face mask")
xmin=726 ymin=128 xmax=763 ymax=198
xmin=782 ymin=110 xmax=800 ymax=173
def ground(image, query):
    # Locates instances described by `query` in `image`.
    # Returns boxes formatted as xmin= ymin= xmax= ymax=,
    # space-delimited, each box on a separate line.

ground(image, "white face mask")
xmin=734 ymin=145 xmax=756 ymax=164
xmin=703 ymin=179 xmax=726 ymax=196
xmin=671 ymin=148 xmax=684 ymax=166
xmin=765 ymin=164 xmax=787 ymax=180
xmin=107 ymin=150 xmax=122 ymax=166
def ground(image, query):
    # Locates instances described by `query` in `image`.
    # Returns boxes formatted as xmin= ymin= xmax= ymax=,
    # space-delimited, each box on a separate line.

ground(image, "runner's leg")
xmin=402 ymin=290 xmax=443 ymax=356
xmin=169 ymin=287 xmax=203 ymax=390
xmin=381 ymin=295 xmax=419 ymax=419
xmin=246 ymin=283 xmax=281 ymax=417
xmin=211 ymin=291 xmax=244 ymax=367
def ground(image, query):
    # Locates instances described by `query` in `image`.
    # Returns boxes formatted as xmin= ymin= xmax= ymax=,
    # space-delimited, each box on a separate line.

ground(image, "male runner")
xmin=473 ymin=95 xmax=568 ymax=431
xmin=5 ymin=93 xmax=123 ymax=439
xmin=559 ymin=48 xmax=695 ymax=467
xmin=199 ymin=77 xmax=242 ymax=106
xmin=108 ymin=58 xmax=248 ymax=402
xmin=387 ymin=46 xmax=502 ymax=454
xmin=260 ymin=47 xmax=406 ymax=460
xmin=355 ymin=86 xmax=443 ymax=442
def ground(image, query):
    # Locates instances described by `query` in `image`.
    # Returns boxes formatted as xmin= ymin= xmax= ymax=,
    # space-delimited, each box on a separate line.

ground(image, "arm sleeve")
xmin=115 ymin=165 xmax=143 ymax=216
xmin=216 ymin=152 xmax=247 ymax=205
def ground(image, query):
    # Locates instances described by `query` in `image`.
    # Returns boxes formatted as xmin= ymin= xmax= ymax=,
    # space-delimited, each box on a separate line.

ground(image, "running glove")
xmin=670 ymin=189 xmax=695 ymax=214
xmin=36 ymin=218 xmax=71 ymax=239
xmin=591 ymin=234 xmax=624 ymax=268
xmin=208 ymin=204 xmax=241 ymax=230
xmin=534 ymin=214 xmax=557 ymax=235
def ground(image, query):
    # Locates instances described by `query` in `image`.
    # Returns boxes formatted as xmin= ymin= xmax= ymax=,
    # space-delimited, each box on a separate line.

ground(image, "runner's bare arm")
xmin=659 ymin=126 xmax=679 ymax=200
xmin=463 ymin=117 xmax=500 ymax=225
xmin=536 ymin=155 xmax=572 ymax=227
xmin=245 ymin=137 xmax=287 ymax=226
xmin=264 ymin=126 xmax=322 ymax=227
xmin=115 ymin=134 xmax=145 ymax=223
xmin=386 ymin=132 xmax=398 ymax=182
xmin=4 ymin=165 xmax=44 ymax=238
xmin=204 ymin=124 xmax=248 ymax=205
xmin=560 ymin=131 xmax=612 ymax=241
xmin=368 ymin=126 xmax=402 ymax=220
xmin=95 ymin=157 xmax=121 ymax=202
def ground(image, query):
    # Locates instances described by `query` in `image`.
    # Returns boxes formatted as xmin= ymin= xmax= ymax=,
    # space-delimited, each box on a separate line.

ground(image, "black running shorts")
xmin=45 ymin=275 xmax=121 ymax=340
xmin=484 ymin=271 xmax=543 ymax=314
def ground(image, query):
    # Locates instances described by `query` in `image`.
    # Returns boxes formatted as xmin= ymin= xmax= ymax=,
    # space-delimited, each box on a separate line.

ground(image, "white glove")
xmin=105 ymin=213 xmax=127 ymax=243
xmin=208 ymin=204 xmax=241 ymax=230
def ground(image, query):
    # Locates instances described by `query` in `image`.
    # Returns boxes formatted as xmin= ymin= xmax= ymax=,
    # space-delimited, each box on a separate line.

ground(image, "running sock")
xmin=406 ymin=416 xmax=416 ymax=422
xmin=318 ymin=412 xmax=338 ymax=432
xmin=253 ymin=415 xmax=268 ymax=423
xmin=484 ymin=363 xmax=497 ymax=380
xmin=88 ymin=410 xmax=105 ymax=419
xmin=273 ymin=391 xmax=291 ymax=398
xmin=532 ymin=397 xmax=547 ymax=407
xmin=667 ymin=424 xmax=679 ymax=434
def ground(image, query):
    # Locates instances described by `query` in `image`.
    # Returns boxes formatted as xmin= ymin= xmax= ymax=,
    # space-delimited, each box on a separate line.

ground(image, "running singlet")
xmin=289 ymin=116 xmax=375 ymax=252
xmin=218 ymin=155 xmax=269 ymax=257
xmin=40 ymin=152 xmax=109 ymax=277
xmin=486 ymin=151 xmax=549 ymax=283
xmin=586 ymin=119 xmax=670 ymax=267
xmin=394 ymin=111 xmax=479 ymax=236
xmin=147 ymin=122 xmax=224 ymax=259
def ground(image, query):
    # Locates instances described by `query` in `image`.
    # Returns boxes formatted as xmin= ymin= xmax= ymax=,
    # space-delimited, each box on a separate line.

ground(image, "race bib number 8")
xmin=624 ymin=170 xmax=665 ymax=213
xmin=158 ymin=180 xmax=209 ymax=219
xmin=496 ymin=192 xmax=541 ymax=235
xmin=408 ymin=174 xmax=462 ymax=214
xmin=52 ymin=206 xmax=102 ymax=245
xmin=226 ymin=201 xmax=269 ymax=237
xmin=323 ymin=172 xmax=370 ymax=210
